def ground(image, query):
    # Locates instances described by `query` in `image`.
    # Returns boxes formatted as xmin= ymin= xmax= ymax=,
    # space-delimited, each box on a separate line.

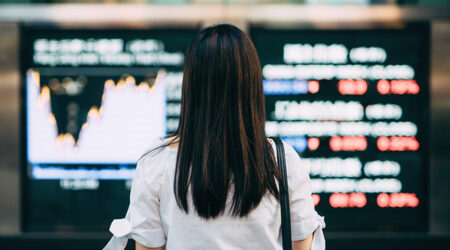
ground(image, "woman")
xmin=104 ymin=24 xmax=325 ymax=250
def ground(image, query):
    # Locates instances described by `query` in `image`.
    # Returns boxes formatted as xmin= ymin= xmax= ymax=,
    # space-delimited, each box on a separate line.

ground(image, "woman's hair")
xmin=168 ymin=24 xmax=282 ymax=219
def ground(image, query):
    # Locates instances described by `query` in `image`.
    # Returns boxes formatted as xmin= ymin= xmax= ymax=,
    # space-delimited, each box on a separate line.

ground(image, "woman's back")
xmin=104 ymin=138 xmax=324 ymax=250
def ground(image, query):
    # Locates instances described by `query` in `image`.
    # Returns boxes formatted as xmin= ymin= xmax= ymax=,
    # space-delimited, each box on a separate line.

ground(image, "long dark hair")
xmin=166 ymin=24 xmax=282 ymax=219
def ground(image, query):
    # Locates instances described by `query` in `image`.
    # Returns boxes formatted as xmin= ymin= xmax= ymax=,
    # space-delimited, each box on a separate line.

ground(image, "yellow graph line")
xmin=29 ymin=69 xmax=164 ymax=148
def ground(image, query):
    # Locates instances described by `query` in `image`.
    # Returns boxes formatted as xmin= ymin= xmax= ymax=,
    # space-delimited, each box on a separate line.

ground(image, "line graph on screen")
xmin=26 ymin=69 xmax=166 ymax=165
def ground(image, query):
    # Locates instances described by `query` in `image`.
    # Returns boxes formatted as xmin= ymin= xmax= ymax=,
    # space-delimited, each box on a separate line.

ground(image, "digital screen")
xmin=250 ymin=23 xmax=430 ymax=231
xmin=22 ymin=23 xmax=430 ymax=232
xmin=21 ymin=25 xmax=198 ymax=231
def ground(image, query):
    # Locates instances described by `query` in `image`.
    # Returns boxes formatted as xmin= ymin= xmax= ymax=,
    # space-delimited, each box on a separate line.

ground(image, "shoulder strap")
xmin=271 ymin=137 xmax=292 ymax=250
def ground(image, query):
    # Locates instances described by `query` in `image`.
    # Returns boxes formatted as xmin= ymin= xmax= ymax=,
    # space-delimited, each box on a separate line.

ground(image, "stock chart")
xmin=250 ymin=23 xmax=430 ymax=230
xmin=21 ymin=26 xmax=197 ymax=230
xmin=22 ymin=23 xmax=429 ymax=231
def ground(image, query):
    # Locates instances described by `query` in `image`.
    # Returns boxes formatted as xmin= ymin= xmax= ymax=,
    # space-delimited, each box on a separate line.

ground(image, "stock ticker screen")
xmin=21 ymin=25 xmax=198 ymax=230
xmin=250 ymin=23 xmax=430 ymax=230
xmin=21 ymin=23 xmax=429 ymax=232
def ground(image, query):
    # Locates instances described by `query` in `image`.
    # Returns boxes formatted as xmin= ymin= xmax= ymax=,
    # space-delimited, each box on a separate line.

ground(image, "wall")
xmin=430 ymin=20 xmax=450 ymax=232
xmin=0 ymin=22 xmax=20 ymax=234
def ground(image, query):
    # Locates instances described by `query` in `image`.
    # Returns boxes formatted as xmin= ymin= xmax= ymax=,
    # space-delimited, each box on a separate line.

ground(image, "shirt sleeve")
xmin=104 ymin=149 xmax=166 ymax=250
xmin=283 ymin=141 xmax=326 ymax=250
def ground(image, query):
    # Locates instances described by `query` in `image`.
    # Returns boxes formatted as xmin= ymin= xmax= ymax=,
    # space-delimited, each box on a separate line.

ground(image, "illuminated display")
xmin=251 ymin=23 xmax=429 ymax=231
xmin=21 ymin=26 xmax=198 ymax=231
xmin=21 ymin=24 xmax=429 ymax=232
xmin=27 ymin=70 xmax=166 ymax=168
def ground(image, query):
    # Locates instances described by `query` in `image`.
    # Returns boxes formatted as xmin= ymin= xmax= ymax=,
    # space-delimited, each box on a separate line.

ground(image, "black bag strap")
xmin=271 ymin=137 xmax=292 ymax=250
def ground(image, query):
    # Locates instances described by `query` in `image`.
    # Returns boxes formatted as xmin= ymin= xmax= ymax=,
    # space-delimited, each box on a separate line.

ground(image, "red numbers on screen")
xmin=325 ymin=193 xmax=418 ymax=208
xmin=329 ymin=193 xmax=347 ymax=208
xmin=330 ymin=136 xmax=367 ymax=151
xmin=377 ymin=79 xmax=420 ymax=95
xmin=377 ymin=193 xmax=419 ymax=208
xmin=312 ymin=194 xmax=321 ymax=206
xmin=308 ymin=137 xmax=320 ymax=151
xmin=377 ymin=79 xmax=390 ymax=94
xmin=338 ymin=79 xmax=368 ymax=95
xmin=329 ymin=193 xmax=367 ymax=208
xmin=308 ymin=80 xmax=320 ymax=94
xmin=377 ymin=136 xmax=419 ymax=151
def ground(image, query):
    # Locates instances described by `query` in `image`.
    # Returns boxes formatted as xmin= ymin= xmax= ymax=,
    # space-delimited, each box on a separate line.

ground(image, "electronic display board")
xmin=250 ymin=23 xmax=430 ymax=231
xmin=22 ymin=23 xmax=430 ymax=232
xmin=21 ymin=24 xmax=198 ymax=231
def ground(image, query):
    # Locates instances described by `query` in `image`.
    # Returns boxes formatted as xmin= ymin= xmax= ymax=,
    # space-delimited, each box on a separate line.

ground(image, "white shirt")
xmin=104 ymin=138 xmax=325 ymax=250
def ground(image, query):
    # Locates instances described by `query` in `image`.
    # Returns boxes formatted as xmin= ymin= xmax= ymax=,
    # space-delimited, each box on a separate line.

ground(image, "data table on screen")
xmin=250 ymin=23 xmax=430 ymax=231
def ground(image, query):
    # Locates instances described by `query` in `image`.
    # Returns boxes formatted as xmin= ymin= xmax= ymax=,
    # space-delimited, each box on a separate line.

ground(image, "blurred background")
xmin=0 ymin=0 xmax=449 ymax=249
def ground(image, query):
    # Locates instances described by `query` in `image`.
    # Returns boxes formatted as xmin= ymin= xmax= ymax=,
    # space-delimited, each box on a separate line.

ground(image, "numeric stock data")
xmin=250 ymin=23 xmax=430 ymax=231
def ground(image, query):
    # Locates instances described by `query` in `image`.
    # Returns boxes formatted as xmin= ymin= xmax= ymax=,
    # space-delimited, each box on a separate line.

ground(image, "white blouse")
xmin=104 ymin=138 xmax=325 ymax=250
